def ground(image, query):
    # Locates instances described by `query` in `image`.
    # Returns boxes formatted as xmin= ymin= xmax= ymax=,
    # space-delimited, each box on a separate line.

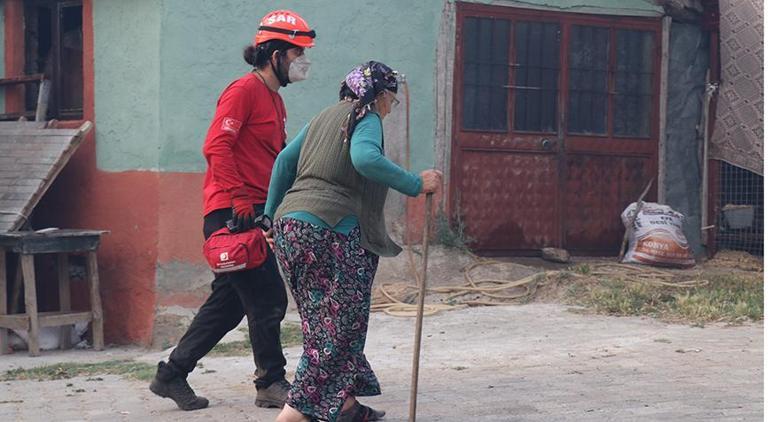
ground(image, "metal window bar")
xmin=513 ymin=21 xmax=560 ymax=133
xmin=613 ymin=29 xmax=654 ymax=137
xmin=567 ymin=25 xmax=610 ymax=135
xmin=461 ymin=17 xmax=510 ymax=131
xmin=716 ymin=161 xmax=763 ymax=256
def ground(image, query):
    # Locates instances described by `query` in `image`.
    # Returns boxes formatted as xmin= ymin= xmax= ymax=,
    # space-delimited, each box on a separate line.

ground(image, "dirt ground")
xmin=0 ymin=304 xmax=761 ymax=421
xmin=0 ymin=247 xmax=763 ymax=421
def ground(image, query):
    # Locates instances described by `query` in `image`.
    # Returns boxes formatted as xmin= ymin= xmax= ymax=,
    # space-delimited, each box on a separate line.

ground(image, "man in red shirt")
xmin=149 ymin=10 xmax=316 ymax=411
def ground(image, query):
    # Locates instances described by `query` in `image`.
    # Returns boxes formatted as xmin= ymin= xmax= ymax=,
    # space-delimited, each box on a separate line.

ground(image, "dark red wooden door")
xmin=451 ymin=3 xmax=660 ymax=255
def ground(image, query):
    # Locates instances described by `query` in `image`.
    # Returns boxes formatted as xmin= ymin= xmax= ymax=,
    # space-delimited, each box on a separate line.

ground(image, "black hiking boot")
xmin=254 ymin=378 xmax=290 ymax=408
xmin=149 ymin=361 xmax=209 ymax=411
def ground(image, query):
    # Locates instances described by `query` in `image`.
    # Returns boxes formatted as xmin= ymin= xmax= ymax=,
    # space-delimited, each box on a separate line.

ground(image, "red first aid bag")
xmin=203 ymin=227 xmax=268 ymax=273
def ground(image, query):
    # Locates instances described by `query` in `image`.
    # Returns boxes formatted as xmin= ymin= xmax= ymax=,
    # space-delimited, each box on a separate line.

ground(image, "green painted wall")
xmin=156 ymin=0 xmax=445 ymax=172
xmin=93 ymin=0 xmax=661 ymax=172
xmin=93 ymin=0 xmax=162 ymax=170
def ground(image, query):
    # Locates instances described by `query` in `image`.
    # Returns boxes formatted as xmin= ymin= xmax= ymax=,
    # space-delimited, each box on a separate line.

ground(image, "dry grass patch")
xmin=565 ymin=271 xmax=762 ymax=324
xmin=1 ymin=360 xmax=156 ymax=382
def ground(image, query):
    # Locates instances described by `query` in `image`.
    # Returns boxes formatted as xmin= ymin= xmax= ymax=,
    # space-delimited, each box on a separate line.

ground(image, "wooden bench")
xmin=0 ymin=229 xmax=106 ymax=356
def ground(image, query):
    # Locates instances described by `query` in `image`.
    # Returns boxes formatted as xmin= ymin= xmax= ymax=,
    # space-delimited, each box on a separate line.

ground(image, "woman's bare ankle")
xmin=275 ymin=404 xmax=309 ymax=422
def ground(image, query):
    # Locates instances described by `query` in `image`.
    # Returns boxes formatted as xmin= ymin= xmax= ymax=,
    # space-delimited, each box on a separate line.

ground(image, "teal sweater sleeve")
xmin=350 ymin=113 xmax=422 ymax=197
xmin=264 ymin=123 xmax=308 ymax=219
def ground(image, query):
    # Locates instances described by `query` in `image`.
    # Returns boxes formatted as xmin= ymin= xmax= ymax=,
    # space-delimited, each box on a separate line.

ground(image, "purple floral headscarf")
xmin=339 ymin=61 xmax=398 ymax=141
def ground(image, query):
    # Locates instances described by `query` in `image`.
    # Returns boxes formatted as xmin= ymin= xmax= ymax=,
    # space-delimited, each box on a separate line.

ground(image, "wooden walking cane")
xmin=409 ymin=192 xmax=433 ymax=422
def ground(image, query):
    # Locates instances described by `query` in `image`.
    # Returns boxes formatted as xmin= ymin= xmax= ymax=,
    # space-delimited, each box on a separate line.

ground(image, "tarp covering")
xmin=710 ymin=0 xmax=763 ymax=175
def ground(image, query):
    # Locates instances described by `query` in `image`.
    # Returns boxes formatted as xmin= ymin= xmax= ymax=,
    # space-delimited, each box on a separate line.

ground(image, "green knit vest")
xmin=274 ymin=101 xmax=402 ymax=257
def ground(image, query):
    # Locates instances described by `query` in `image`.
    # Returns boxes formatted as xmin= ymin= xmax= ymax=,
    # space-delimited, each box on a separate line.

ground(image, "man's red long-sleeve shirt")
xmin=202 ymin=73 xmax=287 ymax=216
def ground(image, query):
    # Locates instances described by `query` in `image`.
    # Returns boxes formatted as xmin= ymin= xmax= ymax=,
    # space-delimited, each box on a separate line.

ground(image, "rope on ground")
xmin=372 ymin=248 xmax=563 ymax=316
xmin=588 ymin=263 xmax=709 ymax=288
xmin=372 ymin=252 xmax=709 ymax=317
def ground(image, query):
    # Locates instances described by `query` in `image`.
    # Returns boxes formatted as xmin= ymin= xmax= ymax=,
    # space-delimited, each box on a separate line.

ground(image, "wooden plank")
xmin=0 ymin=311 xmax=92 ymax=330
xmin=21 ymin=254 xmax=39 ymax=356
xmin=15 ymin=158 xmax=59 ymax=165
xmin=35 ymin=80 xmax=51 ymax=122
xmin=40 ymin=312 xmax=92 ymax=328
xmin=0 ymin=145 xmax=73 ymax=155
xmin=0 ymin=250 xmax=7 ymax=354
xmin=2 ymin=185 xmax=37 ymax=198
xmin=0 ymin=128 xmax=80 ymax=136
xmin=0 ymin=74 xmax=44 ymax=85
xmin=9 ymin=179 xmax=45 ymax=187
xmin=0 ymin=121 xmax=48 ymax=129
xmin=87 ymin=252 xmax=104 ymax=351
xmin=0 ymin=152 xmax=61 ymax=161
xmin=2 ymin=191 xmax=39 ymax=199
xmin=0 ymin=200 xmax=30 ymax=210
xmin=0 ymin=136 xmax=75 ymax=145
xmin=10 ymin=255 xmax=22 ymax=314
xmin=0 ymin=162 xmax=64 ymax=173
xmin=3 ymin=184 xmax=44 ymax=194
xmin=6 ymin=237 xmax=102 ymax=254
xmin=0 ymin=314 xmax=28 ymax=331
xmin=0 ymin=112 xmax=36 ymax=121
xmin=0 ymin=134 xmax=79 ymax=143
xmin=0 ymin=145 xmax=71 ymax=155
xmin=0 ymin=221 xmax=25 ymax=233
xmin=57 ymin=253 xmax=72 ymax=350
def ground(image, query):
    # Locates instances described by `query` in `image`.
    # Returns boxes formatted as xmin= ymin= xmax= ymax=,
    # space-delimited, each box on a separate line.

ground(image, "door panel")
xmin=458 ymin=151 xmax=559 ymax=252
xmin=451 ymin=3 xmax=660 ymax=255
xmin=563 ymin=154 xmax=655 ymax=254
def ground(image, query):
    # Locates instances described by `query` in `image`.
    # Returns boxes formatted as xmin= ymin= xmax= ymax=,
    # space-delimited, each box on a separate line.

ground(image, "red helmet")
xmin=254 ymin=10 xmax=315 ymax=48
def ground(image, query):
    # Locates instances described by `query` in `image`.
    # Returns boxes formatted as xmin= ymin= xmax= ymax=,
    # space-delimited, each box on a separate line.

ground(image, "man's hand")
xmin=231 ymin=187 xmax=258 ymax=232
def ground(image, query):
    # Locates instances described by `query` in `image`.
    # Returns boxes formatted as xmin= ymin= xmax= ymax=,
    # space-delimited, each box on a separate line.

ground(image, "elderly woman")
xmin=264 ymin=61 xmax=442 ymax=422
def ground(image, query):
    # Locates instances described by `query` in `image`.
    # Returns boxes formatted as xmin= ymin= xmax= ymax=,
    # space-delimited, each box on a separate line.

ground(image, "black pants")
xmin=166 ymin=208 xmax=288 ymax=388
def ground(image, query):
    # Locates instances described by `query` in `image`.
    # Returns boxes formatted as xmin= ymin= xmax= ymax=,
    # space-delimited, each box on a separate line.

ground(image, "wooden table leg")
xmin=86 ymin=252 xmax=104 ymax=351
xmin=21 ymin=254 xmax=39 ymax=357
xmin=0 ymin=250 xmax=8 ymax=354
xmin=58 ymin=253 xmax=72 ymax=350
xmin=10 ymin=255 xmax=23 ymax=314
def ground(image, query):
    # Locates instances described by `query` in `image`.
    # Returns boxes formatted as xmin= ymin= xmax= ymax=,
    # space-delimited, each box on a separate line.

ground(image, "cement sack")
xmin=621 ymin=202 xmax=695 ymax=268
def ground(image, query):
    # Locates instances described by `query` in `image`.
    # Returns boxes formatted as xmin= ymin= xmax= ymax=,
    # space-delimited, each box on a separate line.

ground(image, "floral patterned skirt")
xmin=273 ymin=217 xmax=381 ymax=422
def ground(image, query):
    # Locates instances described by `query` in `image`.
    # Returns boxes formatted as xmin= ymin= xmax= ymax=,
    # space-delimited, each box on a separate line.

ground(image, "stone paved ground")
xmin=0 ymin=304 xmax=763 ymax=421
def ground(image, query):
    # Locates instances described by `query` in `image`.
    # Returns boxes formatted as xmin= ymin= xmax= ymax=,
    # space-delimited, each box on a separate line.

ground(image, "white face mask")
xmin=288 ymin=54 xmax=311 ymax=82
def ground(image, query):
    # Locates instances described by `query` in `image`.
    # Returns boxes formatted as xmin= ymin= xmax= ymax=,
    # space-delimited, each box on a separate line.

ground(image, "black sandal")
xmin=338 ymin=401 xmax=386 ymax=422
